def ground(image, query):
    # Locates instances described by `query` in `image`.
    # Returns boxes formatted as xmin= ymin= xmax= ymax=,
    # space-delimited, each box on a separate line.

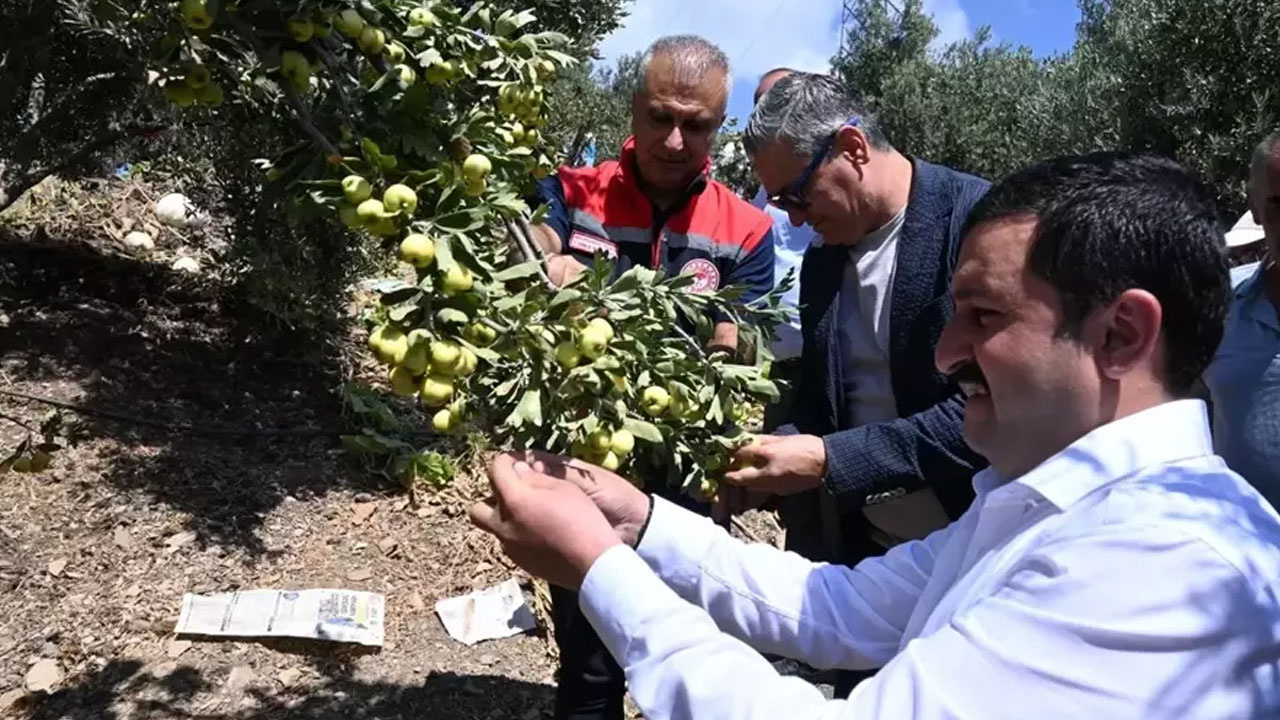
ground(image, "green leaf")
xmin=434 ymin=233 xmax=455 ymax=271
xmin=436 ymin=308 xmax=469 ymax=325
xmin=515 ymin=389 xmax=543 ymax=427
xmin=549 ymin=288 xmax=583 ymax=307
xmin=434 ymin=208 xmax=484 ymax=232
xmin=622 ymin=419 xmax=664 ymax=444
xmin=459 ymin=339 xmax=502 ymax=363
xmin=492 ymin=261 xmax=542 ymax=282
xmin=746 ymin=379 xmax=781 ymax=403
xmin=494 ymin=289 xmax=529 ymax=312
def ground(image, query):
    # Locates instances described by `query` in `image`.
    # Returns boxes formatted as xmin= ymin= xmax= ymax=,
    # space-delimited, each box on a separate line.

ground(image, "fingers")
xmin=756 ymin=434 xmax=786 ymax=446
xmin=518 ymin=450 xmax=606 ymax=492
xmin=488 ymin=453 xmax=526 ymax=500
xmin=735 ymin=442 xmax=771 ymax=466
xmin=724 ymin=464 xmax=766 ymax=487
xmin=468 ymin=497 xmax=502 ymax=535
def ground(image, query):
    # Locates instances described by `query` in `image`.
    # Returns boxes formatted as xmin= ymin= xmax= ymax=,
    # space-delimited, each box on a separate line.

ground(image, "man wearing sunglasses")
xmin=725 ymin=72 xmax=989 ymax=578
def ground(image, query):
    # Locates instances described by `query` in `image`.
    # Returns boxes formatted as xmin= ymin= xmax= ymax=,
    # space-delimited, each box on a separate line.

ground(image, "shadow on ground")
xmin=0 ymin=231 xmax=383 ymax=555
xmin=18 ymin=659 xmax=552 ymax=719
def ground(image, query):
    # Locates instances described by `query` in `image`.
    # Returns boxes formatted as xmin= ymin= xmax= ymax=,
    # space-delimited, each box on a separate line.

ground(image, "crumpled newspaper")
xmin=435 ymin=578 xmax=537 ymax=646
xmin=175 ymin=589 xmax=385 ymax=647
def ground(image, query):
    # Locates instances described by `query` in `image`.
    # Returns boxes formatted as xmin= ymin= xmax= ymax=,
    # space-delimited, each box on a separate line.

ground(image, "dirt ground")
xmin=0 ymin=230 xmax=790 ymax=719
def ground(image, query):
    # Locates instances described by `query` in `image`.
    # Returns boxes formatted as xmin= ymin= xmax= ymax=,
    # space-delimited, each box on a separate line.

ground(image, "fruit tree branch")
xmin=506 ymin=218 xmax=557 ymax=292
xmin=282 ymin=82 xmax=342 ymax=158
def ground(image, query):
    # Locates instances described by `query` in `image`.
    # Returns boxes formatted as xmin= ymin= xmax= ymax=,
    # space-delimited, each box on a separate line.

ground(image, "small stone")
xmin=46 ymin=559 xmax=67 ymax=577
xmin=478 ymin=654 xmax=498 ymax=667
xmin=164 ymin=530 xmax=197 ymax=554
xmin=378 ymin=538 xmax=398 ymax=555
xmin=353 ymin=492 xmax=375 ymax=503
xmin=113 ymin=526 xmax=135 ymax=549
xmin=351 ymin=503 xmax=377 ymax=526
xmin=171 ymin=257 xmax=200 ymax=274
xmin=226 ymin=665 xmax=255 ymax=692
xmin=346 ymin=568 xmax=373 ymax=582
xmin=277 ymin=668 xmax=303 ymax=688
xmin=0 ymin=689 xmax=26 ymax=713
xmin=123 ymin=231 xmax=155 ymax=251
xmin=166 ymin=639 xmax=192 ymax=658
xmin=152 ymin=661 xmax=179 ymax=678
xmin=24 ymin=659 xmax=60 ymax=693
xmin=408 ymin=592 xmax=426 ymax=612
xmin=39 ymin=642 xmax=57 ymax=657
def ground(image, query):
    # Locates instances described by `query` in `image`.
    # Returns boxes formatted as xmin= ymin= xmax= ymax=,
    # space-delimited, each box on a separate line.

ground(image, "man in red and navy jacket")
xmin=525 ymin=35 xmax=776 ymax=720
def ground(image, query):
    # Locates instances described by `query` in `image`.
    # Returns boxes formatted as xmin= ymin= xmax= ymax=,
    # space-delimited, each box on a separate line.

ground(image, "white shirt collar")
xmin=973 ymin=399 xmax=1215 ymax=509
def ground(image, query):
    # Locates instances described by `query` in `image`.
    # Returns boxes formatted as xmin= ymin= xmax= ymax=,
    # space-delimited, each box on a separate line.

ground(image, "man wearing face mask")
xmin=724 ymin=72 xmax=989 ymax=565
xmin=523 ymin=34 xmax=777 ymax=720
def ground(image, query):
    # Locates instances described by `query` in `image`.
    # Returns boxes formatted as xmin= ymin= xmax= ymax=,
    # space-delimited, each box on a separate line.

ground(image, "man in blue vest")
xmin=725 ymin=72 xmax=989 ymax=574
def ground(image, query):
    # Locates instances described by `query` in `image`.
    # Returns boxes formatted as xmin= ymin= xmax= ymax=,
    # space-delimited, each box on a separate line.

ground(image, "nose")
xmin=663 ymin=126 xmax=685 ymax=153
xmin=934 ymin=314 xmax=969 ymax=376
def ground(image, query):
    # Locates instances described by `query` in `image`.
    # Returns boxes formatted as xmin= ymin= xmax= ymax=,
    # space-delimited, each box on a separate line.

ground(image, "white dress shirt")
xmin=750 ymin=187 xmax=816 ymax=361
xmin=579 ymin=400 xmax=1280 ymax=719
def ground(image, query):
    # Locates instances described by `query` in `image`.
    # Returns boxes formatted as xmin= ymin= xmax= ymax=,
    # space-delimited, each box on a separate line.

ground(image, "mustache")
xmin=948 ymin=362 xmax=988 ymax=391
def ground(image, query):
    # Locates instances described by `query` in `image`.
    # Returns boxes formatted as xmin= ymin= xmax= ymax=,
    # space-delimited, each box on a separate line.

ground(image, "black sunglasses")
xmin=768 ymin=116 xmax=862 ymax=213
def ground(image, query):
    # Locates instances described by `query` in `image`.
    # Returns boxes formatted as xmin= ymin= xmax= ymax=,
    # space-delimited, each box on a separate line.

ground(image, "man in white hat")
xmin=1225 ymin=210 xmax=1266 ymax=266
xmin=1206 ymin=130 xmax=1280 ymax=504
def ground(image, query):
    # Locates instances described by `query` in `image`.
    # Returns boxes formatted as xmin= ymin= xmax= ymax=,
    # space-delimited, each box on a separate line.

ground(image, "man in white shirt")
xmin=471 ymin=152 xmax=1280 ymax=718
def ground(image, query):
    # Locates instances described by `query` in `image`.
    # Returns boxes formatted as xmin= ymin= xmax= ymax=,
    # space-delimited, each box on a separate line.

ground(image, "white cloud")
xmin=921 ymin=0 xmax=971 ymax=47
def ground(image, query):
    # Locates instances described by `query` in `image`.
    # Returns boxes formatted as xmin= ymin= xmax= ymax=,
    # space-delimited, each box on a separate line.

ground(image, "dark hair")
xmin=962 ymin=152 xmax=1230 ymax=396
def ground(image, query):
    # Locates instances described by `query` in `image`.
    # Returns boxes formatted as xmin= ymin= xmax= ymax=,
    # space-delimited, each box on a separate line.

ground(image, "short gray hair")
xmin=1250 ymin=131 xmax=1280 ymax=181
xmin=636 ymin=35 xmax=732 ymax=108
xmin=744 ymin=73 xmax=890 ymax=158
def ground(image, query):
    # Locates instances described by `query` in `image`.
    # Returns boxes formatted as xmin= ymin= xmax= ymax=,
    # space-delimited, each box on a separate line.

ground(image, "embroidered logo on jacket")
xmin=680 ymin=258 xmax=720 ymax=294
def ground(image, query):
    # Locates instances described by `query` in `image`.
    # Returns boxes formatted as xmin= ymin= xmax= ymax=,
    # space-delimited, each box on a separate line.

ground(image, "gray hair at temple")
xmin=635 ymin=35 xmax=732 ymax=109
xmin=744 ymin=72 xmax=890 ymax=158
xmin=1250 ymin=130 xmax=1280 ymax=182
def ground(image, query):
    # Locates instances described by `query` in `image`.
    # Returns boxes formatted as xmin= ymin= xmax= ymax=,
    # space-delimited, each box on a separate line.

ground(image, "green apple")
xmin=419 ymin=375 xmax=455 ymax=407
xmin=335 ymin=9 xmax=365 ymax=38
xmin=195 ymin=82 xmax=224 ymax=107
xmin=432 ymin=408 xmax=457 ymax=434
xmin=587 ymin=317 xmax=615 ymax=343
xmin=280 ymin=51 xmax=311 ymax=91
xmin=180 ymin=0 xmax=214 ymax=29
xmin=463 ymin=178 xmax=487 ymax=197
xmin=462 ymin=154 xmax=492 ymax=182
xmin=587 ymin=429 xmax=613 ymax=453
xmin=554 ymin=341 xmax=581 ymax=369
xmin=166 ymin=83 xmax=196 ymax=107
xmin=429 ymin=340 xmax=463 ymax=374
xmin=356 ymin=198 xmax=385 ymax=223
xmin=357 ymin=26 xmax=386 ymax=55
xmin=409 ymin=7 xmax=439 ymax=27
xmin=184 ymin=63 xmax=211 ymax=89
xmin=523 ymin=128 xmax=541 ymax=146
xmin=463 ymin=322 xmax=498 ymax=347
xmin=30 ymin=451 xmax=52 ymax=472
xmin=385 ymin=43 xmax=406 ymax=64
xmin=577 ymin=326 xmax=609 ymax=360
xmin=389 ymin=366 xmax=418 ymax=396
xmin=288 ymin=15 xmax=315 ymax=42
xmin=383 ymin=184 xmax=418 ymax=215
xmin=609 ymin=429 xmax=635 ymax=456
xmin=600 ymin=451 xmax=621 ymax=472
xmin=455 ymin=348 xmax=478 ymax=377
xmin=441 ymin=265 xmax=473 ymax=295
xmin=641 ymin=386 xmax=671 ymax=416
xmin=424 ymin=60 xmax=453 ymax=85
xmin=342 ymin=175 xmax=372 ymax=204
xmin=399 ymin=234 xmax=436 ymax=267
xmin=369 ymin=216 xmax=400 ymax=237
xmin=395 ymin=64 xmax=417 ymax=86
xmin=369 ymin=324 xmax=408 ymax=365
xmin=400 ymin=341 xmax=429 ymax=375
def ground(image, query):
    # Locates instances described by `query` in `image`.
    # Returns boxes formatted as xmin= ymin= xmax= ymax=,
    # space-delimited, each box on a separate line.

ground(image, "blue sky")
xmin=597 ymin=0 xmax=1081 ymax=124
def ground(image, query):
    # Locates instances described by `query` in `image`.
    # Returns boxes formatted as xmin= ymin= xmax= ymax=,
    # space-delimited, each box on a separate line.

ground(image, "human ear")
xmin=1094 ymin=289 xmax=1163 ymax=380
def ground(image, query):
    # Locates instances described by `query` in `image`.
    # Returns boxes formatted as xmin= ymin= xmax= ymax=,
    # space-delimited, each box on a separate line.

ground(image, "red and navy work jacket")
xmin=535 ymin=138 xmax=776 ymax=317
